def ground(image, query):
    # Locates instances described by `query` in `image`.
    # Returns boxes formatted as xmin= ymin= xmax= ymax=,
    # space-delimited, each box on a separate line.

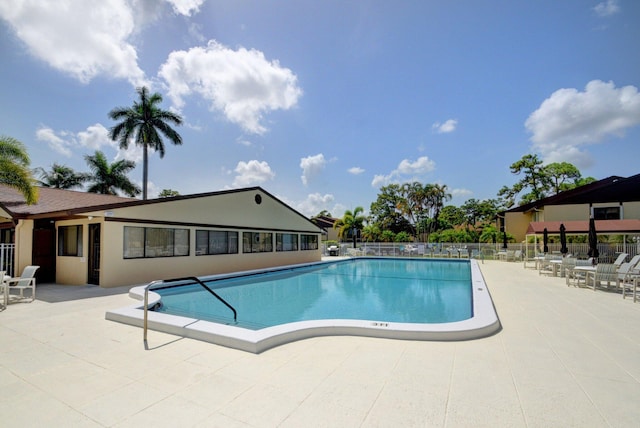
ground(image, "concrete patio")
xmin=1 ymin=260 xmax=639 ymax=427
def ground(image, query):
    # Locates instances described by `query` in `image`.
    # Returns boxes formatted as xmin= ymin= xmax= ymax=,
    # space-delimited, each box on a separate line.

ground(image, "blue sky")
xmin=1 ymin=0 xmax=639 ymax=218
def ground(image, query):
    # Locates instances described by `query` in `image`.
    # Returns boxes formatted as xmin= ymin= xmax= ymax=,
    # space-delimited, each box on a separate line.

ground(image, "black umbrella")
xmin=587 ymin=217 xmax=599 ymax=263
xmin=543 ymin=228 xmax=549 ymax=253
xmin=559 ymin=224 xmax=568 ymax=255
xmin=502 ymin=231 xmax=508 ymax=249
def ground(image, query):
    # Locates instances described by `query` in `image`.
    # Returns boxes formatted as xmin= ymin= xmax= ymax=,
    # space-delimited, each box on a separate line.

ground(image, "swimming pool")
xmin=155 ymin=258 xmax=472 ymax=328
xmin=107 ymin=258 xmax=500 ymax=353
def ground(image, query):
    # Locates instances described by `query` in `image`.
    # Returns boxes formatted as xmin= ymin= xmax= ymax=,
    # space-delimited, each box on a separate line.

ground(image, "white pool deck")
xmin=1 ymin=260 xmax=640 ymax=427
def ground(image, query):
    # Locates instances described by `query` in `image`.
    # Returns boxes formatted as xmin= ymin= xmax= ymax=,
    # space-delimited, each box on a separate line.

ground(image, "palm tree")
xmin=108 ymin=86 xmax=183 ymax=200
xmin=333 ymin=207 xmax=366 ymax=248
xmin=84 ymin=151 xmax=141 ymax=197
xmin=0 ymin=135 xmax=38 ymax=204
xmin=36 ymin=163 xmax=88 ymax=189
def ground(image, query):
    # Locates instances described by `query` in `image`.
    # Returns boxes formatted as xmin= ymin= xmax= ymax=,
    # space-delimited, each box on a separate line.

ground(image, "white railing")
xmin=0 ymin=243 xmax=15 ymax=277
xmin=322 ymin=241 xmax=640 ymax=263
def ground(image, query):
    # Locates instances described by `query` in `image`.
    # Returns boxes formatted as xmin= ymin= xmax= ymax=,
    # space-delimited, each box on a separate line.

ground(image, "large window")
xmin=196 ymin=230 xmax=238 ymax=255
xmin=593 ymin=206 xmax=620 ymax=220
xmin=124 ymin=226 xmax=189 ymax=258
xmin=300 ymin=234 xmax=318 ymax=250
xmin=58 ymin=225 xmax=83 ymax=256
xmin=243 ymin=232 xmax=273 ymax=253
xmin=276 ymin=233 xmax=298 ymax=252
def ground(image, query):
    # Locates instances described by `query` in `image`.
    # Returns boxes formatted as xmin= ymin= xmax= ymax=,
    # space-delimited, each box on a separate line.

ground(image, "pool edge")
xmin=106 ymin=259 xmax=501 ymax=353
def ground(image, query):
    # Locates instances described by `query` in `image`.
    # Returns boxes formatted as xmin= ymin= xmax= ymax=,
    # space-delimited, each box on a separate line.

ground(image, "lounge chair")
xmin=5 ymin=265 xmax=39 ymax=303
xmin=585 ymin=263 xmax=618 ymax=291
xmin=0 ymin=271 xmax=6 ymax=307
xmin=619 ymin=259 xmax=640 ymax=299
xmin=612 ymin=253 xmax=628 ymax=268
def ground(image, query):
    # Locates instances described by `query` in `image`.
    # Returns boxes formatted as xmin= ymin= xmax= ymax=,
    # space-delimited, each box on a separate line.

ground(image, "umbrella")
xmin=559 ymin=224 xmax=568 ymax=255
xmin=587 ymin=217 xmax=599 ymax=263
xmin=502 ymin=231 xmax=508 ymax=249
xmin=543 ymin=228 xmax=549 ymax=253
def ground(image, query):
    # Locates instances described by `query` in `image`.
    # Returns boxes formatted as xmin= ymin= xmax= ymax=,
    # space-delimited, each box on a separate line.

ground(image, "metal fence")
xmin=0 ymin=243 xmax=15 ymax=277
xmin=322 ymin=241 xmax=640 ymax=263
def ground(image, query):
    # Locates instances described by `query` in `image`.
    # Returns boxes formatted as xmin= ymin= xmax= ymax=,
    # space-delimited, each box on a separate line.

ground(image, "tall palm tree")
xmin=333 ymin=206 xmax=366 ymax=248
xmin=36 ymin=163 xmax=88 ymax=189
xmin=108 ymin=86 xmax=183 ymax=200
xmin=84 ymin=151 xmax=141 ymax=197
xmin=0 ymin=135 xmax=38 ymax=204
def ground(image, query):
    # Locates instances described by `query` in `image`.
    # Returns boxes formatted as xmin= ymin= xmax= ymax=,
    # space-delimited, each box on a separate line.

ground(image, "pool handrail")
xmin=143 ymin=276 xmax=238 ymax=344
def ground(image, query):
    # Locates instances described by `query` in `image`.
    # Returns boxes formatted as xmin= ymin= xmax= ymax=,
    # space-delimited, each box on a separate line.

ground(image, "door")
xmin=32 ymin=225 xmax=56 ymax=283
xmin=88 ymin=223 xmax=101 ymax=285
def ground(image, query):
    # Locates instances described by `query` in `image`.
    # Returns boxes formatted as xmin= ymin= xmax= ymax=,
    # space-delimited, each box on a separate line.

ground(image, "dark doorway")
xmin=88 ymin=223 xmax=101 ymax=285
xmin=33 ymin=220 xmax=56 ymax=283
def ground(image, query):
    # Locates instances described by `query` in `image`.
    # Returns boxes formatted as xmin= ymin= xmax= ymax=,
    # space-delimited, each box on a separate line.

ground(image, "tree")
xmin=109 ymin=86 xmax=183 ymax=200
xmin=0 ymin=135 xmax=37 ymax=204
xmin=313 ymin=210 xmax=333 ymax=218
xmin=369 ymin=184 xmax=412 ymax=234
xmin=158 ymin=189 xmax=180 ymax=198
xmin=36 ymin=163 xmax=88 ymax=189
xmin=498 ymin=154 xmax=551 ymax=207
xmin=84 ymin=151 xmax=141 ymax=197
xmin=333 ymin=206 xmax=366 ymax=248
xmin=543 ymin=162 xmax=584 ymax=194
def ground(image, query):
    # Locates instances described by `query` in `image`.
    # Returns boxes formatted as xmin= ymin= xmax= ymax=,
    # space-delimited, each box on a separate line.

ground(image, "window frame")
xmin=276 ymin=233 xmax=298 ymax=252
xmin=242 ymin=232 xmax=273 ymax=253
xmin=123 ymin=226 xmax=190 ymax=259
xmin=300 ymin=234 xmax=319 ymax=251
xmin=58 ymin=225 xmax=83 ymax=257
xmin=195 ymin=230 xmax=239 ymax=255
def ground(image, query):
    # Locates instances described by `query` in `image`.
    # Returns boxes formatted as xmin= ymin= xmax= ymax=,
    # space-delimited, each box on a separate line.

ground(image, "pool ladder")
xmin=143 ymin=276 xmax=237 ymax=345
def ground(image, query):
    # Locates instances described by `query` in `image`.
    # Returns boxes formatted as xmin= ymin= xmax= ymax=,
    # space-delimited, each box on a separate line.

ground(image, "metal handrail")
xmin=143 ymin=276 xmax=237 ymax=345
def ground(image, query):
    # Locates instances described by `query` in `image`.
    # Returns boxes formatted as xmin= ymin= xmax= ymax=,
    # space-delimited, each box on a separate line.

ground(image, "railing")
xmin=0 ymin=243 xmax=15 ymax=277
xmin=322 ymin=241 xmax=640 ymax=263
xmin=143 ymin=276 xmax=237 ymax=345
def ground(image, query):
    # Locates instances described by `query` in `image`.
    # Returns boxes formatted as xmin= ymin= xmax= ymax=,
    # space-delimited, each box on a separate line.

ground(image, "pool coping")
xmin=105 ymin=258 xmax=501 ymax=353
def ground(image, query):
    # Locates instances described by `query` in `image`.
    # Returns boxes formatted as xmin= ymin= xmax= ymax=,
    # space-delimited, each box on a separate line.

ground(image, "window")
xmin=593 ymin=206 xmax=620 ymax=220
xmin=123 ymin=226 xmax=189 ymax=258
xmin=300 ymin=234 xmax=318 ymax=250
xmin=276 ymin=233 xmax=298 ymax=252
xmin=196 ymin=230 xmax=238 ymax=255
xmin=243 ymin=232 xmax=273 ymax=253
xmin=58 ymin=225 xmax=83 ymax=256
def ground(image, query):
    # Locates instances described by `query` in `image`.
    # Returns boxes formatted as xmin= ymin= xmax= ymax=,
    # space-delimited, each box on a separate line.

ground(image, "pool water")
xmin=154 ymin=258 xmax=473 ymax=330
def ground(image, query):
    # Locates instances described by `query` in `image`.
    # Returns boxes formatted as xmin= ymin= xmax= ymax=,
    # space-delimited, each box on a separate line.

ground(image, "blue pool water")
xmin=154 ymin=258 xmax=473 ymax=330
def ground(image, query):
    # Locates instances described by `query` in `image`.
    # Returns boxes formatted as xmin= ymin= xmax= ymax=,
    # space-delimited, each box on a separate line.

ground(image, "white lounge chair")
xmin=612 ymin=253 xmax=628 ymax=268
xmin=585 ymin=263 xmax=618 ymax=291
xmin=0 ymin=271 xmax=6 ymax=307
xmin=5 ymin=265 xmax=39 ymax=303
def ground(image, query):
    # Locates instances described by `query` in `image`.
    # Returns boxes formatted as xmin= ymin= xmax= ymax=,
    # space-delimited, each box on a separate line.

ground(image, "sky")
xmin=1 ymin=0 xmax=639 ymax=219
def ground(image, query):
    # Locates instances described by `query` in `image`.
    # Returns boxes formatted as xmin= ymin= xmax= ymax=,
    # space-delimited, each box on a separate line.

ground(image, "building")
xmin=0 ymin=185 xmax=322 ymax=287
xmin=501 ymin=173 xmax=640 ymax=242
xmin=310 ymin=215 xmax=340 ymax=242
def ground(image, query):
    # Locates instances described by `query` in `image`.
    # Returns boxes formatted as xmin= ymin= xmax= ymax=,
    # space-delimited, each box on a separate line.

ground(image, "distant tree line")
xmin=321 ymin=154 xmax=596 ymax=244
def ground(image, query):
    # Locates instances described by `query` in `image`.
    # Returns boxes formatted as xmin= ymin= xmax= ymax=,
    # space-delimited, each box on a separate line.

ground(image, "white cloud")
xmin=593 ymin=0 xmax=620 ymax=17
xmin=432 ymin=119 xmax=458 ymax=134
xmin=300 ymin=154 xmax=326 ymax=185
xmin=159 ymin=40 xmax=302 ymax=135
xmin=164 ymin=0 xmax=205 ymax=16
xmin=232 ymin=160 xmax=275 ymax=187
xmin=397 ymin=157 xmax=436 ymax=175
xmin=525 ymin=80 xmax=640 ymax=167
xmin=451 ymin=188 xmax=473 ymax=198
xmin=348 ymin=166 xmax=365 ymax=175
xmin=371 ymin=156 xmax=436 ymax=188
xmin=0 ymin=0 xmax=146 ymax=86
xmin=294 ymin=193 xmax=336 ymax=217
xmin=36 ymin=123 xmax=142 ymax=162
xmin=36 ymin=127 xmax=73 ymax=157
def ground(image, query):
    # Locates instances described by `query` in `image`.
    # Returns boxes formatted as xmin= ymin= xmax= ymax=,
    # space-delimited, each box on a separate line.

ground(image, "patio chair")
xmin=612 ymin=253 xmax=628 ymax=268
xmin=5 ymin=265 xmax=39 ymax=303
xmin=619 ymin=260 xmax=640 ymax=299
xmin=585 ymin=263 xmax=619 ymax=291
xmin=0 ymin=271 xmax=6 ymax=307
xmin=566 ymin=259 xmax=593 ymax=287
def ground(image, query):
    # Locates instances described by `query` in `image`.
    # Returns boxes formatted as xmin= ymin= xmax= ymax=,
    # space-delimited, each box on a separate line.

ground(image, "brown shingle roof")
xmin=0 ymin=185 xmax=136 ymax=219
